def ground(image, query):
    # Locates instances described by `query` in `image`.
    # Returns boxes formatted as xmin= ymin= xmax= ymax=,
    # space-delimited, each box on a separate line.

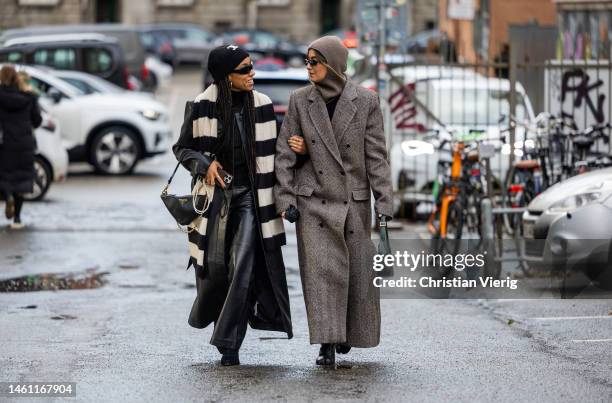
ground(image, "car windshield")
xmin=28 ymin=75 xmax=85 ymax=98
xmin=426 ymin=88 xmax=528 ymax=126
xmin=58 ymin=75 xmax=124 ymax=95
xmin=254 ymin=79 xmax=308 ymax=105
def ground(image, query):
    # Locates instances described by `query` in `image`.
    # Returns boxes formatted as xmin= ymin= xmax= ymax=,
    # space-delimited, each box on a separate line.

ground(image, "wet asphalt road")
xmin=0 ymin=68 xmax=611 ymax=402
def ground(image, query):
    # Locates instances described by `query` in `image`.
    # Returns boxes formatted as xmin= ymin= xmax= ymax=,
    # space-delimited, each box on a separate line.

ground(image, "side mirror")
xmin=48 ymin=88 xmax=62 ymax=104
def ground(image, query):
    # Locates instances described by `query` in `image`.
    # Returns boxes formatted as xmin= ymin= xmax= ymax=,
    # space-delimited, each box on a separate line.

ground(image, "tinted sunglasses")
xmin=304 ymin=58 xmax=321 ymax=66
xmin=232 ymin=63 xmax=254 ymax=75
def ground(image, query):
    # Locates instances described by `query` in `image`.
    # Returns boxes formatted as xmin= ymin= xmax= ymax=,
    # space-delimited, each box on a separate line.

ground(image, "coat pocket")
xmin=352 ymin=189 xmax=370 ymax=201
xmin=296 ymin=184 xmax=314 ymax=197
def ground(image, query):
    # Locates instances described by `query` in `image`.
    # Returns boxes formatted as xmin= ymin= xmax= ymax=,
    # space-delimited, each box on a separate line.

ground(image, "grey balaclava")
xmin=307 ymin=36 xmax=348 ymax=102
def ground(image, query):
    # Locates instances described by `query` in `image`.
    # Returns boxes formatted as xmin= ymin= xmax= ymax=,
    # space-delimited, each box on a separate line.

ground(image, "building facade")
xmin=438 ymin=0 xmax=557 ymax=63
xmin=0 ymin=0 xmax=357 ymax=44
xmin=555 ymin=0 xmax=612 ymax=60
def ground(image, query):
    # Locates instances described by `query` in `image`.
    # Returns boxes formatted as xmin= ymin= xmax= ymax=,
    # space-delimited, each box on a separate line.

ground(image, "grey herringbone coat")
xmin=274 ymin=80 xmax=393 ymax=347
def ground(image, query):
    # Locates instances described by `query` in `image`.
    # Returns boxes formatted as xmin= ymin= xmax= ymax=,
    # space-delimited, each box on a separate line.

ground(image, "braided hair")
xmin=214 ymin=77 xmax=258 ymax=181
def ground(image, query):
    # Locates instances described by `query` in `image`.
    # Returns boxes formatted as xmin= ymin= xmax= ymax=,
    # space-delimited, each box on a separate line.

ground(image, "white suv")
xmin=10 ymin=65 xmax=171 ymax=175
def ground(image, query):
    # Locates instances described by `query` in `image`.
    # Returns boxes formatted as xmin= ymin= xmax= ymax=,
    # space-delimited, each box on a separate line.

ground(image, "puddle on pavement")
xmin=0 ymin=270 xmax=109 ymax=292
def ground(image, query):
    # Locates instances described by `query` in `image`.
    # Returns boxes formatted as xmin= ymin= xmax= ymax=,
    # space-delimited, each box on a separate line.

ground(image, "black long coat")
xmin=173 ymin=101 xmax=292 ymax=339
xmin=0 ymin=85 xmax=42 ymax=195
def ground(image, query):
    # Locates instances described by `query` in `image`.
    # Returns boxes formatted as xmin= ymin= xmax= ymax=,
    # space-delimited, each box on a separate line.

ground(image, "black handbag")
xmin=377 ymin=216 xmax=394 ymax=277
xmin=160 ymin=161 xmax=213 ymax=231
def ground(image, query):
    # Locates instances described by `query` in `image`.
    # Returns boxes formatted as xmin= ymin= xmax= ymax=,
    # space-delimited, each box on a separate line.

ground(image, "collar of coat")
xmin=186 ymin=84 xmax=286 ymax=268
xmin=306 ymin=80 xmax=359 ymax=168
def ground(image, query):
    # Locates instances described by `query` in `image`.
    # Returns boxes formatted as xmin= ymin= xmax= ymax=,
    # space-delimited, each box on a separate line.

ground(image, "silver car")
xmin=522 ymin=167 xmax=612 ymax=289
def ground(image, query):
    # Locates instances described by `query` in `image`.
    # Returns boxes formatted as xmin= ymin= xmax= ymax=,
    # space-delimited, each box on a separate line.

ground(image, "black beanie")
xmin=207 ymin=44 xmax=250 ymax=83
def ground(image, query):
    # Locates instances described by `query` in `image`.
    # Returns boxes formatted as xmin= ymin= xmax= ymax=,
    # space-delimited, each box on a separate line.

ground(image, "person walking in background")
xmin=274 ymin=36 xmax=393 ymax=368
xmin=173 ymin=45 xmax=292 ymax=366
xmin=0 ymin=64 xmax=42 ymax=229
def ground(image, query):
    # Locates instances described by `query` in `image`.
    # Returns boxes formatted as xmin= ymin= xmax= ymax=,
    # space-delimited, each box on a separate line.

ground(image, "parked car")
xmin=215 ymin=29 xmax=306 ymax=66
xmin=0 ymin=33 xmax=132 ymax=89
xmin=50 ymin=69 xmax=153 ymax=98
xmin=522 ymin=167 xmax=612 ymax=289
xmin=140 ymin=23 xmax=215 ymax=65
xmin=53 ymin=61 xmax=171 ymax=94
xmin=144 ymin=55 xmax=173 ymax=88
xmin=7 ymin=64 xmax=171 ymax=175
xmin=0 ymin=25 xmax=154 ymax=91
xmin=138 ymin=28 xmax=176 ymax=67
xmin=24 ymin=107 xmax=69 ymax=201
xmin=252 ymin=67 xmax=309 ymax=128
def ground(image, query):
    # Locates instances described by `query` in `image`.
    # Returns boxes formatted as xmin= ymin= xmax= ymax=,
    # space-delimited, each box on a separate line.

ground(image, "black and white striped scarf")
xmin=187 ymin=84 xmax=286 ymax=269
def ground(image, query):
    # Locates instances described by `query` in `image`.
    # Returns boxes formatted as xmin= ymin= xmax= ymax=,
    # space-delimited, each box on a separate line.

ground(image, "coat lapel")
xmin=307 ymin=86 xmax=343 ymax=168
xmin=330 ymin=81 xmax=358 ymax=147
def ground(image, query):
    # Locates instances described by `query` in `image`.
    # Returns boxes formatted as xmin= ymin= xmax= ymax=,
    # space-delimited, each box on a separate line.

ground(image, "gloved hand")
xmin=283 ymin=205 xmax=300 ymax=223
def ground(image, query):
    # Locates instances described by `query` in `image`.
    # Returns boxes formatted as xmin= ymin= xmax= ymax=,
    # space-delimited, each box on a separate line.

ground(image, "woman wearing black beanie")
xmin=173 ymin=45 xmax=292 ymax=366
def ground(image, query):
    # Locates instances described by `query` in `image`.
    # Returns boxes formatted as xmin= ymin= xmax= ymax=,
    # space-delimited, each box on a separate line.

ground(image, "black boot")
xmin=336 ymin=344 xmax=351 ymax=354
xmin=219 ymin=347 xmax=240 ymax=366
xmin=315 ymin=343 xmax=336 ymax=369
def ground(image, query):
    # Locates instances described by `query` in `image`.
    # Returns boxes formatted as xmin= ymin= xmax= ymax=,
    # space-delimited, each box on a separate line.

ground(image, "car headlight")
xmin=548 ymin=192 xmax=601 ymax=213
xmin=139 ymin=109 xmax=161 ymax=121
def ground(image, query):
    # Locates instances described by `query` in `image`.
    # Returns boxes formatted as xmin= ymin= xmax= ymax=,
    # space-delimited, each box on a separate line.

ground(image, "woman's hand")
xmin=288 ymin=135 xmax=308 ymax=155
xmin=205 ymin=160 xmax=226 ymax=189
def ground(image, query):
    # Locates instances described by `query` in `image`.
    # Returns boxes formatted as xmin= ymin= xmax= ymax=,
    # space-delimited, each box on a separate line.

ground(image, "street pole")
xmin=376 ymin=0 xmax=387 ymax=94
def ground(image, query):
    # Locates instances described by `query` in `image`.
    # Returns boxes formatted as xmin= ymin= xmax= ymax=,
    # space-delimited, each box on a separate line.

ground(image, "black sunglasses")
xmin=232 ymin=63 xmax=254 ymax=75
xmin=304 ymin=58 xmax=320 ymax=66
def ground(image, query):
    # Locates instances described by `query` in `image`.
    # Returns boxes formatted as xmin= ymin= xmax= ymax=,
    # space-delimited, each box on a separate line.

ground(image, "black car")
xmin=0 ymin=25 xmax=155 ymax=91
xmin=0 ymin=35 xmax=130 ymax=89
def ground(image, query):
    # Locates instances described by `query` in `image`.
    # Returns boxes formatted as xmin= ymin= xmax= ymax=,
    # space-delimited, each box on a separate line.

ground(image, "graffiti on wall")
xmin=545 ymin=63 xmax=610 ymax=129
xmin=560 ymin=69 xmax=606 ymax=124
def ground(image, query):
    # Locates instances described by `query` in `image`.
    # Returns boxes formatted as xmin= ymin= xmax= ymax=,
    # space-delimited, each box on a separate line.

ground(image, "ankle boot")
xmin=315 ymin=343 xmax=336 ymax=368
xmin=336 ymin=344 xmax=351 ymax=354
xmin=219 ymin=347 xmax=240 ymax=366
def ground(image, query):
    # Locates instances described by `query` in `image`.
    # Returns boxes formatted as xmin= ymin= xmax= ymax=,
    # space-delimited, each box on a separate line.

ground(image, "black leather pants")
xmin=210 ymin=185 xmax=259 ymax=350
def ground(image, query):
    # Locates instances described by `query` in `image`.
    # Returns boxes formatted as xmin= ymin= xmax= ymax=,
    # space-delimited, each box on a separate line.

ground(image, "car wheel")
xmin=90 ymin=126 xmax=141 ymax=175
xmin=24 ymin=156 xmax=52 ymax=202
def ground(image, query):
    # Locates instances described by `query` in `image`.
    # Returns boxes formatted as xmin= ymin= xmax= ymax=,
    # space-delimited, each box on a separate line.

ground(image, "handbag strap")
xmin=167 ymin=161 xmax=182 ymax=185
xmin=162 ymin=160 xmax=183 ymax=196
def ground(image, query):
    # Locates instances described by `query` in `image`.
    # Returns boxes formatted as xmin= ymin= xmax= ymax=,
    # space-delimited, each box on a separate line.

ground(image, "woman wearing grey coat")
xmin=274 ymin=36 xmax=393 ymax=367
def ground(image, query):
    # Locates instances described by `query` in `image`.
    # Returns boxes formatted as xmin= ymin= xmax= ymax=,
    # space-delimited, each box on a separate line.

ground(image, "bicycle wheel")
xmin=443 ymin=199 xmax=464 ymax=255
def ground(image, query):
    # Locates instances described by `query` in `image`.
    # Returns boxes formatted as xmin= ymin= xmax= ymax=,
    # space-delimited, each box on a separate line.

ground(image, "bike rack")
xmin=481 ymin=199 xmax=529 ymax=264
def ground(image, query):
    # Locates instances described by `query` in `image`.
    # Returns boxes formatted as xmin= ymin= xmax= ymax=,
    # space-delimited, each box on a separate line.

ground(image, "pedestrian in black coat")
xmin=172 ymin=45 xmax=292 ymax=366
xmin=0 ymin=65 xmax=42 ymax=229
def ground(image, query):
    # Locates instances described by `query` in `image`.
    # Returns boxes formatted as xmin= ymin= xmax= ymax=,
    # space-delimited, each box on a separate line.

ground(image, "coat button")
xmin=318 ymin=170 xmax=323 ymax=174
xmin=340 ymin=172 xmax=345 ymax=176
xmin=349 ymin=230 xmax=354 ymax=234
xmin=344 ymin=201 xmax=348 ymax=204
xmin=319 ymin=223 xmax=324 ymax=228
xmin=346 ymin=144 xmax=350 ymax=148
xmin=312 ymin=139 xmax=316 ymax=144
xmin=322 ymin=200 xmax=326 ymax=204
